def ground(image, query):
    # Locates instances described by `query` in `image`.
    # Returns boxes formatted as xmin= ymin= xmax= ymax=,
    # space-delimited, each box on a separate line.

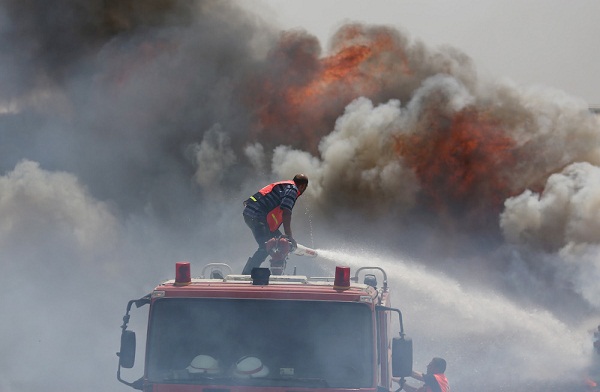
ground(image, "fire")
xmin=286 ymin=43 xmax=373 ymax=108
xmin=395 ymin=107 xmax=519 ymax=224
xmin=250 ymin=25 xmax=412 ymax=152
xmin=248 ymin=24 xmax=525 ymax=229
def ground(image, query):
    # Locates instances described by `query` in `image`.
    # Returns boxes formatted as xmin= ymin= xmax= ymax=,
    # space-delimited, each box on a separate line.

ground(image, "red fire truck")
xmin=117 ymin=262 xmax=413 ymax=392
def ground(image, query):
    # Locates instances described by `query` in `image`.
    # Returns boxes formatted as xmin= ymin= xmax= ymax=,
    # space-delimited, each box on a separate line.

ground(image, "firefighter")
xmin=402 ymin=357 xmax=449 ymax=392
xmin=242 ymin=174 xmax=308 ymax=274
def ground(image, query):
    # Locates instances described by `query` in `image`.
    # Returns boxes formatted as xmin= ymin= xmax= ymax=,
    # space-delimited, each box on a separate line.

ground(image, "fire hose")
xmin=266 ymin=235 xmax=318 ymax=275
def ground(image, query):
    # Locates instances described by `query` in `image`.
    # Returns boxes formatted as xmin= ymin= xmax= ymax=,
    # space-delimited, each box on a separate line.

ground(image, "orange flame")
xmin=395 ymin=107 xmax=519 ymax=224
xmin=286 ymin=43 xmax=373 ymax=108
xmin=250 ymin=25 xmax=412 ymax=152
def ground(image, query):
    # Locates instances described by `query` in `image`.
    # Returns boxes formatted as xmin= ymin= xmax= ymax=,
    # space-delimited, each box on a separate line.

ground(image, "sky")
xmin=1 ymin=1 xmax=600 ymax=391
xmin=253 ymin=0 xmax=600 ymax=105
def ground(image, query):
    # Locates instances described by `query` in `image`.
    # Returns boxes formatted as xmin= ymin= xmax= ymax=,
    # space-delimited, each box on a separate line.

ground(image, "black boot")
xmin=242 ymin=257 xmax=254 ymax=275
xmin=242 ymin=248 xmax=268 ymax=274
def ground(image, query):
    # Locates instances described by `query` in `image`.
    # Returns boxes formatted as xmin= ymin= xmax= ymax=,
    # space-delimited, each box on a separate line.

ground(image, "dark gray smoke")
xmin=0 ymin=0 xmax=277 ymax=223
xmin=1 ymin=1 xmax=599 ymax=391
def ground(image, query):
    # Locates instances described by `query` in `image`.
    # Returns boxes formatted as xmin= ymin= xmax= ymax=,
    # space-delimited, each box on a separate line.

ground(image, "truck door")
xmin=376 ymin=307 xmax=392 ymax=391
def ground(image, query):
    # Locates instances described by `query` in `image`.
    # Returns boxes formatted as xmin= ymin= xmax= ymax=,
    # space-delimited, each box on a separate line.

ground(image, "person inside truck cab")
xmin=242 ymin=174 xmax=308 ymax=275
xmin=401 ymin=357 xmax=449 ymax=392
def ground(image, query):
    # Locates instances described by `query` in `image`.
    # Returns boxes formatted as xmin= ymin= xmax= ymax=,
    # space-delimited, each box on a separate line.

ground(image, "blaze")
xmin=395 ymin=107 xmax=519 ymax=223
xmin=250 ymin=25 xmax=412 ymax=152
xmin=287 ymin=43 xmax=373 ymax=108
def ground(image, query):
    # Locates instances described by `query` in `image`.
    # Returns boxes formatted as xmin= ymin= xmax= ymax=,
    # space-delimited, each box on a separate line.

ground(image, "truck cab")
xmin=117 ymin=263 xmax=413 ymax=392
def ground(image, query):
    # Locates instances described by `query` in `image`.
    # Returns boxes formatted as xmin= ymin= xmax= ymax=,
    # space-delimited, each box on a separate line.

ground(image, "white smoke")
xmin=0 ymin=159 xmax=124 ymax=392
xmin=270 ymin=97 xmax=421 ymax=216
xmin=559 ymin=243 xmax=600 ymax=309
xmin=244 ymin=142 xmax=267 ymax=174
xmin=191 ymin=124 xmax=237 ymax=190
xmin=0 ymin=160 xmax=119 ymax=257
xmin=406 ymin=74 xmax=475 ymax=118
xmin=319 ymin=97 xmax=419 ymax=210
xmin=501 ymin=162 xmax=600 ymax=308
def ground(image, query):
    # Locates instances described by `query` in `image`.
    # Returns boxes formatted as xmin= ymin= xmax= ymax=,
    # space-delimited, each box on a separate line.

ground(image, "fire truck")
xmin=116 ymin=260 xmax=414 ymax=392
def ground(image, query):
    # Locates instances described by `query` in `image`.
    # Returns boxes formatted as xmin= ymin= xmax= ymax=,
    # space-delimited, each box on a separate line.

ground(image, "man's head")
xmin=426 ymin=357 xmax=446 ymax=375
xmin=293 ymin=174 xmax=309 ymax=194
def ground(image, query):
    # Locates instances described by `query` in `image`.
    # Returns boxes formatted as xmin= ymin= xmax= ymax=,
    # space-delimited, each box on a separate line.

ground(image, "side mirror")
xmin=118 ymin=330 xmax=136 ymax=369
xmin=392 ymin=337 xmax=413 ymax=377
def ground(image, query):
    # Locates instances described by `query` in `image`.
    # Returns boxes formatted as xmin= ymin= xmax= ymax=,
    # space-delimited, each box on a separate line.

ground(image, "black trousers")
xmin=242 ymin=214 xmax=281 ymax=274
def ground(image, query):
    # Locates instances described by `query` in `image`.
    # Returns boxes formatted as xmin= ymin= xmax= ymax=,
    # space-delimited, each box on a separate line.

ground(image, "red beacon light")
xmin=333 ymin=266 xmax=351 ymax=290
xmin=174 ymin=261 xmax=191 ymax=286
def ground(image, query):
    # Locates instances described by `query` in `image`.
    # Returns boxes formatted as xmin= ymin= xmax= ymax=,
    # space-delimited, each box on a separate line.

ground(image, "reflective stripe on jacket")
xmin=433 ymin=374 xmax=449 ymax=392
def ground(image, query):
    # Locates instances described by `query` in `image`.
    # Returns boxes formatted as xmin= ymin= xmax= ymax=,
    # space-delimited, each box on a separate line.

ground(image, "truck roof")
xmin=153 ymin=271 xmax=386 ymax=304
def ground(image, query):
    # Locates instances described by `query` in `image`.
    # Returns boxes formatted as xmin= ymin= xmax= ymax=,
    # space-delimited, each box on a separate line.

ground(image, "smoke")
xmin=0 ymin=160 xmax=118 ymax=255
xmin=501 ymin=162 xmax=600 ymax=309
xmin=190 ymin=124 xmax=237 ymax=192
xmin=1 ymin=0 xmax=599 ymax=391
xmin=0 ymin=160 xmax=122 ymax=391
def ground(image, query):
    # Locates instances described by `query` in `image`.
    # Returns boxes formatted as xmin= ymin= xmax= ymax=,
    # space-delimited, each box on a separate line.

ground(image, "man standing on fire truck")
xmin=242 ymin=174 xmax=308 ymax=275
xmin=402 ymin=357 xmax=449 ymax=392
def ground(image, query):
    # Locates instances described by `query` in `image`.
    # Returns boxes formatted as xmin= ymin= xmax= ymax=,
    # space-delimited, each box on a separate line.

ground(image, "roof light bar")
xmin=333 ymin=266 xmax=351 ymax=290
xmin=174 ymin=261 xmax=191 ymax=286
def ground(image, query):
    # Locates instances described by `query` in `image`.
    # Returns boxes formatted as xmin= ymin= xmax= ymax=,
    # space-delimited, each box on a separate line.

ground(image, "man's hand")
xmin=411 ymin=371 xmax=424 ymax=381
xmin=288 ymin=236 xmax=297 ymax=252
xmin=282 ymin=234 xmax=297 ymax=251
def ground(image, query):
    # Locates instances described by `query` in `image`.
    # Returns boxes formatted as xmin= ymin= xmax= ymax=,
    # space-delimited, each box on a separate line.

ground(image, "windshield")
xmin=146 ymin=298 xmax=374 ymax=388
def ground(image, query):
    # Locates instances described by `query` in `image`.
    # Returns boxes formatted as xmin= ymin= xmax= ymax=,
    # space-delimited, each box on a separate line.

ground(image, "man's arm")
xmin=282 ymin=208 xmax=292 ymax=237
xmin=411 ymin=371 xmax=424 ymax=381
xmin=400 ymin=371 xmax=426 ymax=392
xmin=280 ymin=185 xmax=299 ymax=239
xmin=402 ymin=384 xmax=425 ymax=392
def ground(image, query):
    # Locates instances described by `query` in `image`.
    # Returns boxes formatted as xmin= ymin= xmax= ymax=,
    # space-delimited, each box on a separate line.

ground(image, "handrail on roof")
xmin=352 ymin=266 xmax=388 ymax=291
xmin=201 ymin=263 xmax=232 ymax=279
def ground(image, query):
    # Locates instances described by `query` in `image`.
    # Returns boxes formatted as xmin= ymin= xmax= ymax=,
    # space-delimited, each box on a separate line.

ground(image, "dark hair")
xmin=293 ymin=174 xmax=308 ymax=186
xmin=431 ymin=357 xmax=446 ymax=373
